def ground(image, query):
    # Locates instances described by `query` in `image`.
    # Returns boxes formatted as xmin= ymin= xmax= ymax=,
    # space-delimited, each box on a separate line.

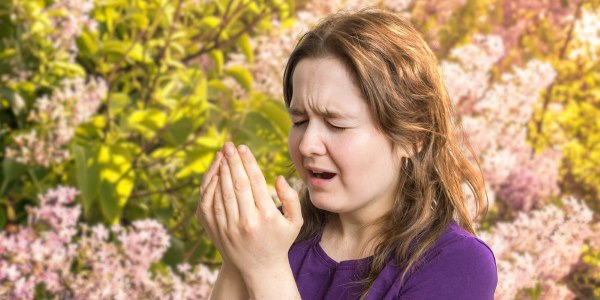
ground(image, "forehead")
xmin=288 ymin=57 xmax=366 ymax=118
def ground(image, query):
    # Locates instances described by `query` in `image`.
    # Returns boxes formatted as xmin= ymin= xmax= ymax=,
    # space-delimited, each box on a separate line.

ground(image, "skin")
xmin=197 ymin=57 xmax=404 ymax=298
xmin=288 ymin=57 xmax=404 ymax=259
xmin=196 ymin=143 xmax=302 ymax=299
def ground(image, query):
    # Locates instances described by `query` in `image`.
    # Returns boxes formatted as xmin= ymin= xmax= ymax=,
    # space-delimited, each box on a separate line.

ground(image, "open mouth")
xmin=310 ymin=171 xmax=336 ymax=179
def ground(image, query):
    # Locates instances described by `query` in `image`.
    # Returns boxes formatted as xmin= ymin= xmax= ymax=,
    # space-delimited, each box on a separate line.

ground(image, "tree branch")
xmin=531 ymin=0 xmax=584 ymax=151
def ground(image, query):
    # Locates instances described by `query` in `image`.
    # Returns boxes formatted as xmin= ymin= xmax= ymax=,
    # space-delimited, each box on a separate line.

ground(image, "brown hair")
xmin=282 ymin=8 xmax=488 ymax=299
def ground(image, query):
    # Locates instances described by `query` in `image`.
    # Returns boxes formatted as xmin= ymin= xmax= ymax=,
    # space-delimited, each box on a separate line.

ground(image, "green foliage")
xmin=567 ymin=244 xmax=600 ymax=298
xmin=0 ymin=0 xmax=295 ymax=266
xmin=526 ymin=1 xmax=600 ymax=213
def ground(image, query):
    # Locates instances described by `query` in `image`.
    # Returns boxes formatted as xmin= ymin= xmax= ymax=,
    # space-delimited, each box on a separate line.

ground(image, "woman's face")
xmin=288 ymin=57 xmax=404 ymax=220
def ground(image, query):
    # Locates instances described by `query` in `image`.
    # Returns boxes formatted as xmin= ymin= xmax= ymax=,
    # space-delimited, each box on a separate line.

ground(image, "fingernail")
xmin=222 ymin=157 xmax=228 ymax=166
xmin=224 ymin=142 xmax=235 ymax=156
xmin=238 ymin=145 xmax=247 ymax=153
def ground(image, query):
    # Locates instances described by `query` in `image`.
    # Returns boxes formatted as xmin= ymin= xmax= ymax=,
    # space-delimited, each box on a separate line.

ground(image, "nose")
xmin=298 ymin=122 xmax=327 ymax=157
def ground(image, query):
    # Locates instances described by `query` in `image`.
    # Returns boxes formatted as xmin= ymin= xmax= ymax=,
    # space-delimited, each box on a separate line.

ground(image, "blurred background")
xmin=0 ymin=0 xmax=599 ymax=299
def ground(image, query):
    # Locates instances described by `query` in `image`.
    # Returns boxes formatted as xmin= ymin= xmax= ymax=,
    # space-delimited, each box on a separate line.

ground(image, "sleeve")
xmin=397 ymin=236 xmax=498 ymax=300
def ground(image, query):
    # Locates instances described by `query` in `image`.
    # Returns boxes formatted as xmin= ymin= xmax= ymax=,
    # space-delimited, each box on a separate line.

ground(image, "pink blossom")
xmin=569 ymin=8 xmax=600 ymax=61
xmin=45 ymin=0 xmax=97 ymax=60
xmin=480 ymin=198 xmax=596 ymax=299
xmin=5 ymin=77 xmax=107 ymax=167
xmin=443 ymin=36 xmax=560 ymax=210
xmin=0 ymin=187 xmax=217 ymax=299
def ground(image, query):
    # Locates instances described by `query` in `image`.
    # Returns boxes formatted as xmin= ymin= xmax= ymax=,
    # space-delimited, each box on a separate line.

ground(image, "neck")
xmin=320 ymin=194 xmax=395 ymax=260
xmin=319 ymin=214 xmax=382 ymax=261
xmin=329 ymin=195 xmax=393 ymax=238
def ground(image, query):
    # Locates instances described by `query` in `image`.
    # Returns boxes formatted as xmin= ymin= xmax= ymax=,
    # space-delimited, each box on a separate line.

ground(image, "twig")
xmin=143 ymin=0 xmax=184 ymax=108
xmin=531 ymin=0 xmax=584 ymax=151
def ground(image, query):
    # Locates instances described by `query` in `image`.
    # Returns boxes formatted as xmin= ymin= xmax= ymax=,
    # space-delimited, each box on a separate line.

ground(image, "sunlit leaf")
xmin=224 ymin=66 xmax=253 ymax=91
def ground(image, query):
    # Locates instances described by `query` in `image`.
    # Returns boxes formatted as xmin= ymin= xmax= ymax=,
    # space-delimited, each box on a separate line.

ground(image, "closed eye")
xmin=328 ymin=123 xmax=347 ymax=131
xmin=292 ymin=120 xmax=307 ymax=127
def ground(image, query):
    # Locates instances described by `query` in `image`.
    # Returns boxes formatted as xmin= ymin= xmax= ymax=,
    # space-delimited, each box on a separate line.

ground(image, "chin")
xmin=308 ymin=195 xmax=343 ymax=213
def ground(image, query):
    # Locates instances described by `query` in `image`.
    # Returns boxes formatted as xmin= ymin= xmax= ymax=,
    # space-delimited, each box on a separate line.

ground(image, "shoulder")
xmin=398 ymin=222 xmax=497 ymax=299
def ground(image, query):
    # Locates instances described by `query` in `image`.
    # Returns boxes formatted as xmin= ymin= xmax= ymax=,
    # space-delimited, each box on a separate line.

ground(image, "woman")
xmin=197 ymin=8 xmax=497 ymax=300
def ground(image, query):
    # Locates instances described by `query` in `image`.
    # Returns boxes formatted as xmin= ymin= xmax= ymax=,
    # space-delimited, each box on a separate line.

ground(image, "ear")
xmin=392 ymin=144 xmax=409 ymax=164
xmin=415 ymin=139 xmax=424 ymax=154
xmin=392 ymin=141 xmax=422 ymax=159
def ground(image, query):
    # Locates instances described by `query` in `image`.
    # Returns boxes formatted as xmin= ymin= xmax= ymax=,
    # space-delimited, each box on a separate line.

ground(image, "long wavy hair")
xmin=282 ymin=8 xmax=488 ymax=299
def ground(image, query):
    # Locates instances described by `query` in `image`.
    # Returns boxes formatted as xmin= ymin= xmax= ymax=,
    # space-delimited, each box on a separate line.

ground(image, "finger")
xmin=237 ymin=144 xmax=274 ymax=211
xmin=222 ymin=142 xmax=255 ymax=217
xmin=197 ymin=173 xmax=219 ymax=226
xmin=219 ymin=157 xmax=240 ymax=227
xmin=275 ymin=176 xmax=303 ymax=226
xmin=213 ymin=176 xmax=228 ymax=232
xmin=200 ymin=151 xmax=223 ymax=194
xmin=197 ymin=175 xmax=226 ymax=249
xmin=204 ymin=175 xmax=226 ymax=250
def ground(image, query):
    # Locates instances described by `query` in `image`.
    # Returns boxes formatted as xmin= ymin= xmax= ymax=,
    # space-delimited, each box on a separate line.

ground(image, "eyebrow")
xmin=288 ymin=106 xmax=350 ymax=119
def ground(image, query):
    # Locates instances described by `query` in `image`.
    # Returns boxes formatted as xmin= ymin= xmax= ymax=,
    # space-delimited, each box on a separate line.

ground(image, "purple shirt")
xmin=288 ymin=221 xmax=497 ymax=299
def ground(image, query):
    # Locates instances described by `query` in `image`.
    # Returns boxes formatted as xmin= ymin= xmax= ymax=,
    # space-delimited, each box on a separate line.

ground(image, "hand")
xmin=197 ymin=150 xmax=250 ymax=300
xmin=210 ymin=142 xmax=303 ymax=280
xmin=196 ymin=150 xmax=229 ymax=260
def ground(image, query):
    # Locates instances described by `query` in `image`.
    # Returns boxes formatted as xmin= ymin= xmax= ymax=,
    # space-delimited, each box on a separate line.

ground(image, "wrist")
xmin=241 ymin=261 xmax=297 ymax=296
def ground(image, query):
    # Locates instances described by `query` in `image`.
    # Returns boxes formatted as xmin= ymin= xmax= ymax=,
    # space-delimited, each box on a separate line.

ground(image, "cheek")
xmin=338 ymin=133 xmax=394 ymax=174
xmin=288 ymin=130 xmax=302 ymax=164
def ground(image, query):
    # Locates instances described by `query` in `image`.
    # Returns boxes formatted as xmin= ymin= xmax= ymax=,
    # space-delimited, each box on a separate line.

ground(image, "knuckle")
xmin=199 ymin=200 xmax=212 ymax=212
xmin=240 ymin=220 xmax=258 ymax=234
xmin=222 ymin=189 xmax=236 ymax=202
xmin=224 ymin=228 xmax=238 ymax=241
xmin=249 ymin=174 xmax=264 ymax=187
xmin=201 ymin=189 xmax=211 ymax=201
xmin=262 ymin=210 xmax=275 ymax=221
xmin=213 ymin=205 xmax=225 ymax=215
xmin=233 ymin=178 xmax=251 ymax=193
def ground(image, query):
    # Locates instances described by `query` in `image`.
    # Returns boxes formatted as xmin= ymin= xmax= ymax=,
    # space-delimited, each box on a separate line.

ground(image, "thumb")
xmin=275 ymin=176 xmax=303 ymax=225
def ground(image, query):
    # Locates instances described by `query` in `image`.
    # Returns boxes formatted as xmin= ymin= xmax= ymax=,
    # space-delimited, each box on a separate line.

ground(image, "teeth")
xmin=314 ymin=172 xmax=323 ymax=178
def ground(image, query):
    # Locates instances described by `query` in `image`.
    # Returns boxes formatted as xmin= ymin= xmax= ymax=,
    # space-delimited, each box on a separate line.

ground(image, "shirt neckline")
xmin=312 ymin=226 xmax=373 ymax=269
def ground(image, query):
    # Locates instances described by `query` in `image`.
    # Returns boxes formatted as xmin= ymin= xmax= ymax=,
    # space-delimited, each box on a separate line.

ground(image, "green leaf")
xmin=47 ymin=61 xmax=86 ymax=77
xmin=258 ymin=99 xmax=291 ymax=135
xmin=175 ymin=128 xmax=223 ymax=179
xmin=200 ymin=16 xmax=221 ymax=29
xmin=2 ymin=158 xmax=26 ymax=183
xmin=99 ymin=40 xmax=149 ymax=63
xmin=237 ymin=111 xmax=278 ymax=148
xmin=154 ymin=203 xmax=173 ymax=223
xmin=210 ymin=50 xmax=224 ymax=75
xmin=208 ymin=79 xmax=229 ymax=98
xmin=73 ymin=143 xmax=100 ymax=216
xmin=224 ymin=66 xmax=253 ymax=91
xmin=108 ymin=93 xmax=130 ymax=115
xmin=162 ymin=237 xmax=185 ymax=266
xmin=129 ymin=12 xmax=149 ymax=30
xmin=76 ymin=30 xmax=98 ymax=55
xmin=97 ymin=144 xmax=136 ymax=224
xmin=176 ymin=149 xmax=214 ymax=179
xmin=99 ymin=180 xmax=120 ymax=224
xmin=127 ymin=109 xmax=167 ymax=139
xmin=150 ymin=147 xmax=178 ymax=160
xmin=0 ymin=206 xmax=5 ymax=229
xmin=0 ymin=49 xmax=16 ymax=60
xmin=238 ymin=33 xmax=253 ymax=63
xmin=163 ymin=116 xmax=194 ymax=145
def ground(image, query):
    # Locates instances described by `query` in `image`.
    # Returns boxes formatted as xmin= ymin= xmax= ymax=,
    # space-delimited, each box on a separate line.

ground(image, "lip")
xmin=304 ymin=165 xmax=335 ymax=173
xmin=304 ymin=165 xmax=337 ymax=188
